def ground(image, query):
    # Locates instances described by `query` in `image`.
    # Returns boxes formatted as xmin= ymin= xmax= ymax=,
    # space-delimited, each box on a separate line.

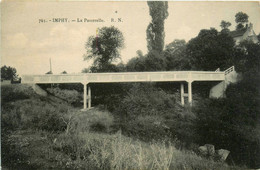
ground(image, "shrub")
xmin=1 ymin=84 xmax=31 ymax=104
xmin=118 ymin=83 xmax=179 ymax=118
xmin=120 ymin=115 xmax=172 ymax=142
xmin=68 ymin=107 xmax=114 ymax=134
xmin=1 ymin=94 xmax=71 ymax=132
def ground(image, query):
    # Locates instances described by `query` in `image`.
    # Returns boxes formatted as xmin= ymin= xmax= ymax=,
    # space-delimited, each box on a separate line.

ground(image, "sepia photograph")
xmin=1 ymin=1 xmax=260 ymax=169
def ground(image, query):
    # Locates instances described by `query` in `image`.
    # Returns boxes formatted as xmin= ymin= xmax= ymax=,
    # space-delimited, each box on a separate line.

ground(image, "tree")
xmin=235 ymin=41 xmax=260 ymax=73
xmin=220 ymin=20 xmax=231 ymax=32
xmin=186 ymin=28 xmax=236 ymax=70
xmin=1 ymin=65 xmax=18 ymax=80
xmin=126 ymin=50 xmax=147 ymax=72
xmin=146 ymin=1 xmax=168 ymax=54
xmin=145 ymin=50 xmax=167 ymax=71
xmin=84 ymin=26 xmax=124 ymax=72
xmin=164 ymin=39 xmax=191 ymax=70
xmin=235 ymin=12 xmax=249 ymax=30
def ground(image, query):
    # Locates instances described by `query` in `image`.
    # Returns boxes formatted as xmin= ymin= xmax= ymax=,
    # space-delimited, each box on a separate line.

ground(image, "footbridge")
xmin=21 ymin=66 xmax=237 ymax=110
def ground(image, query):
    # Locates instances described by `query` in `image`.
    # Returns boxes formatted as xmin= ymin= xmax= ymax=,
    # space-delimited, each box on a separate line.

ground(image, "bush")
xmin=120 ymin=115 xmax=172 ymax=142
xmin=1 ymin=87 xmax=71 ymax=132
xmin=68 ymin=107 xmax=114 ymax=134
xmin=1 ymin=84 xmax=31 ymax=104
xmin=117 ymin=83 xmax=179 ymax=118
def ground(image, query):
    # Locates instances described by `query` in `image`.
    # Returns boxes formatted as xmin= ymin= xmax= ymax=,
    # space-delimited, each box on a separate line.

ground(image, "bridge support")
xmin=188 ymin=81 xmax=193 ymax=106
xmin=180 ymin=83 xmax=184 ymax=106
xmin=82 ymin=82 xmax=91 ymax=110
xmin=88 ymin=85 xmax=91 ymax=108
xmin=180 ymin=81 xmax=193 ymax=106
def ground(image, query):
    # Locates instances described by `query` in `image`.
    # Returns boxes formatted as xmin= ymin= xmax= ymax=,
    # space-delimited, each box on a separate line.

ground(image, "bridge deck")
xmin=21 ymin=71 xmax=225 ymax=84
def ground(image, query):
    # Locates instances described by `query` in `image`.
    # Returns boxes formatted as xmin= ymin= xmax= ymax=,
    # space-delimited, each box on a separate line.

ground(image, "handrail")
xmin=224 ymin=66 xmax=235 ymax=75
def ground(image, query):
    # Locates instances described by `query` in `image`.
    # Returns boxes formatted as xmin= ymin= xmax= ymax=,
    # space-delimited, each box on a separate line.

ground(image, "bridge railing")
xmin=224 ymin=66 xmax=235 ymax=75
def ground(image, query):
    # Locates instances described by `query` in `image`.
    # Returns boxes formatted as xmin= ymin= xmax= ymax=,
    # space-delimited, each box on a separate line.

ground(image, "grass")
xmin=52 ymin=131 xmax=240 ymax=170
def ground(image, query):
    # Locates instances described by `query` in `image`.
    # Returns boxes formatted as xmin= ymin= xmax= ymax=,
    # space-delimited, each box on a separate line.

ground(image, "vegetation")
xmin=83 ymin=26 xmax=125 ymax=72
xmin=220 ymin=20 xmax=232 ymax=33
xmin=2 ymin=84 xmax=243 ymax=169
xmin=146 ymin=1 xmax=169 ymax=54
xmin=1 ymin=65 xmax=18 ymax=80
xmin=235 ymin=12 xmax=249 ymax=30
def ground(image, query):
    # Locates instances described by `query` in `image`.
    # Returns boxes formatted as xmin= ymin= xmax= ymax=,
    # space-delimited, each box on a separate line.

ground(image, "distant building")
xmin=229 ymin=23 xmax=259 ymax=45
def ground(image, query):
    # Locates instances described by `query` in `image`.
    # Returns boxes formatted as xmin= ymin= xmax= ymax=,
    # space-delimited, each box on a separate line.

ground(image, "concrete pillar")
xmin=83 ymin=83 xmax=87 ymax=109
xmin=188 ymin=81 xmax=193 ymax=106
xmin=87 ymin=84 xmax=91 ymax=108
xmin=180 ymin=83 xmax=184 ymax=106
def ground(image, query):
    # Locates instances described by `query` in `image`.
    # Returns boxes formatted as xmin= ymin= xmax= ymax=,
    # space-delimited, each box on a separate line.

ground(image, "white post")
xmin=88 ymin=84 xmax=91 ymax=108
xmin=83 ymin=83 xmax=87 ymax=109
xmin=188 ymin=81 xmax=193 ymax=106
xmin=180 ymin=83 xmax=184 ymax=106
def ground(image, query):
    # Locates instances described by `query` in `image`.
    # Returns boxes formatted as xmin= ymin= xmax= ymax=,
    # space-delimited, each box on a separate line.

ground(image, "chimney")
xmin=249 ymin=23 xmax=253 ymax=29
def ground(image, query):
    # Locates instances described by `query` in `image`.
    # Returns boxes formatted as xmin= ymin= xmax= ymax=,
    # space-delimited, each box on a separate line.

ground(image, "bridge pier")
xmin=82 ymin=82 xmax=91 ymax=110
xmin=180 ymin=81 xmax=193 ymax=106
xmin=188 ymin=81 xmax=193 ymax=106
xmin=88 ymin=85 xmax=91 ymax=108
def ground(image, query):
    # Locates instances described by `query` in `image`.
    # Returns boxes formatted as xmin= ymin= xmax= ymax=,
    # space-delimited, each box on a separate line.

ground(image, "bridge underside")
xmin=21 ymin=71 xmax=226 ymax=110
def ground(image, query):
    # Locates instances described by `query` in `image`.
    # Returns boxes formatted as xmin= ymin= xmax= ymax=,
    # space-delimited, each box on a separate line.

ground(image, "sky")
xmin=1 ymin=1 xmax=260 ymax=75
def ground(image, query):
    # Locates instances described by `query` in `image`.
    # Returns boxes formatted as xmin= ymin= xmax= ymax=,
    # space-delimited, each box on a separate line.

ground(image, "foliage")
xmin=145 ymin=50 xmax=167 ymax=71
xmin=234 ymin=41 xmax=260 ymax=73
xmin=1 ymin=83 xmax=245 ymax=169
xmin=1 ymin=65 xmax=18 ymax=80
xmin=1 ymin=84 xmax=31 ymax=105
xmin=146 ymin=1 xmax=168 ymax=54
xmin=118 ymin=83 xmax=178 ymax=117
xmin=164 ymin=39 xmax=191 ymax=70
xmin=126 ymin=56 xmax=147 ymax=71
xmin=68 ymin=108 xmax=114 ymax=134
xmin=186 ymin=28 xmax=235 ymax=71
xmin=46 ymin=87 xmax=82 ymax=105
xmin=1 ymin=85 xmax=71 ymax=132
xmin=84 ymin=26 xmax=124 ymax=72
xmin=120 ymin=115 xmax=172 ymax=142
xmin=220 ymin=20 xmax=231 ymax=32
xmin=235 ymin=12 xmax=249 ymax=30
xmin=194 ymin=98 xmax=260 ymax=168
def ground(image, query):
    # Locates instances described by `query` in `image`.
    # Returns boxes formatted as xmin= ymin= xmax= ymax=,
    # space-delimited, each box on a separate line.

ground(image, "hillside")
xmin=1 ymin=84 xmax=245 ymax=170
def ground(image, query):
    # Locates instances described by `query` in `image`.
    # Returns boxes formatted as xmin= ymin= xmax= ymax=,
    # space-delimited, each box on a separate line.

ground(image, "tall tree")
xmin=146 ymin=1 xmax=168 ymax=54
xmin=1 ymin=65 xmax=18 ymax=80
xmin=84 ymin=26 xmax=124 ymax=72
xmin=235 ymin=12 xmax=249 ymax=30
